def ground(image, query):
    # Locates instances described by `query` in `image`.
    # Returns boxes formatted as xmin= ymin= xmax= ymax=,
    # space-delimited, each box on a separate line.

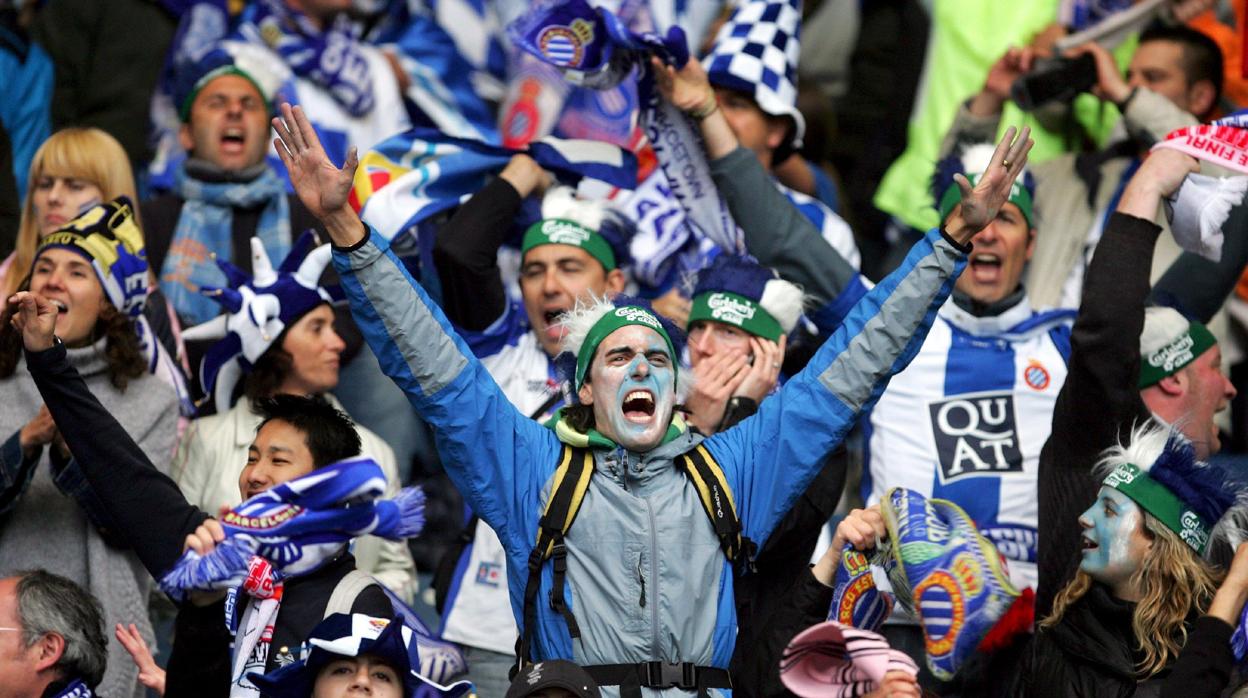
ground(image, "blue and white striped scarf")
xmin=161 ymin=163 xmax=292 ymax=325
xmin=159 ymin=457 xmax=424 ymax=600
xmin=242 ymin=0 xmax=375 ymax=117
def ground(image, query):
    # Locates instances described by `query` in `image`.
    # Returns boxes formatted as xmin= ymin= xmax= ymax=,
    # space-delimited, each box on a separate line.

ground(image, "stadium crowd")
xmin=8 ymin=0 xmax=1248 ymax=697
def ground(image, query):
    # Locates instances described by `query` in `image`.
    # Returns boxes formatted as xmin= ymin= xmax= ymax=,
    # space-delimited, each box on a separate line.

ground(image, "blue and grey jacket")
xmin=333 ymin=225 xmax=967 ymax=692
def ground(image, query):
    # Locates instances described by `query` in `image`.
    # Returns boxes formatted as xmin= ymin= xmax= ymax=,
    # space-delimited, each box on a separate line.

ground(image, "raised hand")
xmin=1118 ymin=148 xmax=1200 ymax=220
xmin=115 ymin=623 xmax=166 ymax=696
xmin=947 ymin=126 xmax=1034 ymax=244
xmin=6 ymin=291 xmax=58 ymax=352
xmin=1207 ymin=541 xmax=1248 ymax=625
xmin=271 ymin=103 xmax=366 ymax=247
xmin=650 ymin=55 xmax=715 ymax=115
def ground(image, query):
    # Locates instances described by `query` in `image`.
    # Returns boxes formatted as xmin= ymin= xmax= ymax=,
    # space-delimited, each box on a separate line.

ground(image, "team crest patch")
xmin=915 ymin=569 xmax=966 ymax=658
xmin=1023 ymin=361 xmax=1050 ymax=391
xmin=537 ymin=19 xmax=594 ymax=68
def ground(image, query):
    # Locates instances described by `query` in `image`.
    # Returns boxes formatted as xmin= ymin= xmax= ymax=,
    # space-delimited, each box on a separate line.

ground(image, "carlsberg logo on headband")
xmin=522 ymin=218 xmax=617 ymax=271
xmin=1104 ymin=462 xmax=1212 ymax=554
xmin=709 ymin=293 xmax=756 ymax=324
xmin=688 ymin=291 xmax=784 ymax=341
xmin=1138 ymin=321 xmax=1218 ymax=388
xmin=613 ymin=306 xmax=661 ymax=327
xmin=541 ymin=219 xmax=592 ymax=246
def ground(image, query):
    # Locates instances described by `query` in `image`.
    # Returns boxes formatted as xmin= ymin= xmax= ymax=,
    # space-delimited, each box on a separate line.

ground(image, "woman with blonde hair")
xmin=1 ymin=127 xmax=139 ymax=296
xmin=1014 ymin=421 xmax=1248 ymax=696
xmin=1 ymin=127 xmax=192 ymax=411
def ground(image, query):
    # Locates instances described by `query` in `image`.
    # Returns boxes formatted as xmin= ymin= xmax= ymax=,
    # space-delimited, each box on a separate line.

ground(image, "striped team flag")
xmin=352 ymin=127 xmax=638 ymax=241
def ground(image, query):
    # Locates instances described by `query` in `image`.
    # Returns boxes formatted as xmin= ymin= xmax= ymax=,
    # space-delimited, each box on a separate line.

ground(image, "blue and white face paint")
xmin=1078 ymin=486 xmax=1154 ymax=598
xmin=579 ymin=324 xmax=677 ymax=452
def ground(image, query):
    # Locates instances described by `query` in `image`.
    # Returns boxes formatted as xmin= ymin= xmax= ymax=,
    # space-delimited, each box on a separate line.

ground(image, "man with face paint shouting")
xmin=270 ymin=100 xmax=1033 ymax=697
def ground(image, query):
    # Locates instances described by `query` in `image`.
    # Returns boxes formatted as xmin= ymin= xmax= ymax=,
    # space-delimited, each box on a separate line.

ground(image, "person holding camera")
xmin=941 ymin=24 xmax=1223 ymax=310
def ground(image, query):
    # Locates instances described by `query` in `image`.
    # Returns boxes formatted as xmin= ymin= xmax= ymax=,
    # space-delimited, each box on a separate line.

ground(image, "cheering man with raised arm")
xmin=269 ymin=102 xmax=1032 ymax=696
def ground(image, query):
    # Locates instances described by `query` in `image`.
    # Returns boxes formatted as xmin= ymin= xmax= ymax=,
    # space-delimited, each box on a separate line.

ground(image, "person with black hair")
xmin=0 ymin=569 xmax=109 ymax=698
xmin=942 ymin=22 xmax=1224 ymax=310
xmin=170 ymin=234 xmax=415 ymax=602
xmin=5 ymin=283 xmax=395 ymax=696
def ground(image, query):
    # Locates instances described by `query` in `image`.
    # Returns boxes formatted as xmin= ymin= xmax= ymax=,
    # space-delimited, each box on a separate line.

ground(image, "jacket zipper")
xmin=644 ymin=496 xmax=661 ymax=658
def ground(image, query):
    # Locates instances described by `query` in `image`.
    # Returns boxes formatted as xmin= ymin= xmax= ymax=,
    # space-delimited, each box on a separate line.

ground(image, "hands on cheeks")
xmin=685 ymin=351 xmax=750 ymax=433
xmin=734 ymin=335 xmax=786 ymax=403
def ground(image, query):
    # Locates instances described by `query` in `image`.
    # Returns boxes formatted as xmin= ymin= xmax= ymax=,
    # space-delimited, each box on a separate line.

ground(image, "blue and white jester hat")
xmin=703 ymin=0 xmax=805 ymax=149
xmin=181 ymin=231 xmax=337 ymax=408
xmin=248 ymin=613 xmax=472 ymax=698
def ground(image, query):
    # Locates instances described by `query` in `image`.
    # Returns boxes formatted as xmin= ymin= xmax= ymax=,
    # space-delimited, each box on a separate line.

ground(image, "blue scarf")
xmin=244 ymin=0 xmax=375 ymax=117
xmin=158 ymin=456 xmax=425 ymax=600
xmin=48 ymin=679 xmax=94 ymax=697
xmin=162 ymin=163 xmax=292 ymax=325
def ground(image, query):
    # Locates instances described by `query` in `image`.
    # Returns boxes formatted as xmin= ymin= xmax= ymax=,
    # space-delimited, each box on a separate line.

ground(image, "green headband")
xmin=180 ymin=66 xmax=271 ymax=122
xmin=937 ymin=172 xmax=1034 ymax=227
xmin=1138 ymin=321 xmax=1218 ymax=388
xmin=522 ymin=218 xmax=617 ymax=271
xmin=574 ymin=305 xmax=677 ymax=391
xmin=1103 ymin=462 xmax=1212 ymax=554
xmin=686 ymin=291 xmax=783 ymax=341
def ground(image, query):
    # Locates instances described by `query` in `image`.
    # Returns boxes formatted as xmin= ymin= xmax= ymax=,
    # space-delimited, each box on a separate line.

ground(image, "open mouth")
xmin=1080 ymin=536 xmax=1098 ymax=553
xmin=220 ymin=128 xmax=247 ymax=153
xmin=49 ymin=300 xmax=68 ymax=314
xmin=542 ymin=308 xmax=568 ymax=340
xmin=969 ymin=253 xmax=1002 ymax=283
xmin=621 ymin=390 xmax=655 ymax=422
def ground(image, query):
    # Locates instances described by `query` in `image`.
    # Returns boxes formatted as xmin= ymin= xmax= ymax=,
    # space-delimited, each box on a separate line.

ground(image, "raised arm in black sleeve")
xmin=24 ymin=341 xmax=209 ymax=577
xmin=431 ymin=177 xmax=524 ymax=331
xmin=1035 ymin=212 xmax=1157 ymax=616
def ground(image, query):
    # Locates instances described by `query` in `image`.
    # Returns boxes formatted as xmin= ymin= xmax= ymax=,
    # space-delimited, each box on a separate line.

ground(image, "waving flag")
xmin=369 ymin=7 xmax=500 ymax=144
xmin=352 ymin=127 xmax=638 ymax=241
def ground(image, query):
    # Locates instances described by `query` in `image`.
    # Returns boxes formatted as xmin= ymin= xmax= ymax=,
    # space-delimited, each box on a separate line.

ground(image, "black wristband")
xmin=331 ymin=221 xmax=372 ymax=253
xmin=938 ymin=226 xmax=974 ymax=254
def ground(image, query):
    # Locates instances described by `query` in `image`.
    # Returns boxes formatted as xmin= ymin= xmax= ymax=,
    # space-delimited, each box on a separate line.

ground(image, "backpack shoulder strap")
xmin=677 ymin=444 xmax=752 ymax=565
xmin=516 ymin=444 xmax=595 ymax=667
xmin=324 ymin=569 xmax=377 ymax=618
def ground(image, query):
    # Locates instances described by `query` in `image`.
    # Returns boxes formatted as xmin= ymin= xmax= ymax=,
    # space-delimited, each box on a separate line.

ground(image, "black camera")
xmin=1010 ymin=53 xmax=1099 ymax=111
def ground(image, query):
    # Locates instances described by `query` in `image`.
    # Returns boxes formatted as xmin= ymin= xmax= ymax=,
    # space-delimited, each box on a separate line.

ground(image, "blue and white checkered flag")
xmin=703 ymin=0 xmax=805 ymax=147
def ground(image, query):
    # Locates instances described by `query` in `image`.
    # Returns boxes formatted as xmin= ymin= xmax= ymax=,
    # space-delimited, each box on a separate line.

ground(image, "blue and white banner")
xmin=352 ymin=127 xmax=637 ymax=241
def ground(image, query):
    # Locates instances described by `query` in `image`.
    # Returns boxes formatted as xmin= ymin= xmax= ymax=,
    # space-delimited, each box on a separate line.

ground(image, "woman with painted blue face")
xmin=1014 ymin=421 xmax=1248 ymax=697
